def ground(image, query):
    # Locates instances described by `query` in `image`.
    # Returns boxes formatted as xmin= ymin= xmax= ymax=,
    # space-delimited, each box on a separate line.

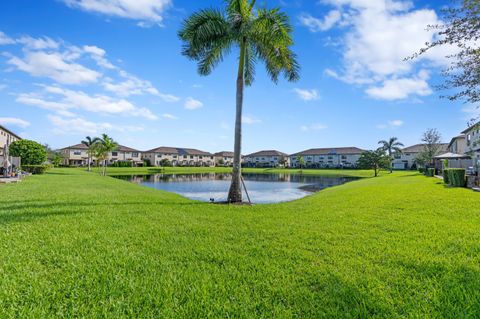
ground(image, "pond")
xmin=114 ymin=173 xmax=359 ymax=204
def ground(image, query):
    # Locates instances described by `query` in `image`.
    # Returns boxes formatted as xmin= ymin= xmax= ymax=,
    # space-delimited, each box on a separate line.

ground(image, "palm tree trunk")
xmin=227 ymin=41 xmax=246 ymax=203
xmin=88 ymin=154 xmax=91 ymax=172
xmin=103 ymin=160 xmax=106 ymax=176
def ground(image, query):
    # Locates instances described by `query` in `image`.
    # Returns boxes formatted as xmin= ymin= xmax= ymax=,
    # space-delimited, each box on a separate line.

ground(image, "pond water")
xmin=114 ymin=173 xmax=358 ymax=204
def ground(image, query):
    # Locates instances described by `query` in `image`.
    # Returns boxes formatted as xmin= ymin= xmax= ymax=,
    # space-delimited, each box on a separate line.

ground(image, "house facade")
xmin=61 ymin=144 xmax=142 ymax=166
xmin=214 ymin=151 xmax=235 ymax=166
xmin=290 ymin=147 xmax=365 ymax=168
xmin=143 ymin=147 xmax=215 ymax=167
xmin=0 ymin=125 xmax=22 ymax=156
xmin=392 ymin=143 xmax=449 ymax=170
xmin=243 ymin=150 xmax=289 ymax=168
xmin=462 ymin=123 xmax=480 ymax=167
xmin=448 ymin=135 xmax=467 ymax=155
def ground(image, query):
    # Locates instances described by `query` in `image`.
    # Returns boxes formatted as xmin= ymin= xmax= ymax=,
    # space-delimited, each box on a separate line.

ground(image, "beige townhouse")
xmin=290 ymin=147 xmax=364 ymax=168
xmin=462 ymin=122 xmax=480 ymax=167
xmin=143 ymin=147 xmax=215 ymax=167
xmin=0 ymin=125 xmax=22 ymax=156
xmin=448 ymin=135 xmax=467 ymax=155
xmin=392 ymin=143 xmax=448 ymax=170
xmin=214 ymin=151 xmax=235 ymax=166
xmin=61 ymin=144 xmax=143 ymax=166
xmin=244 ymin=150 xmax=289 ymax=168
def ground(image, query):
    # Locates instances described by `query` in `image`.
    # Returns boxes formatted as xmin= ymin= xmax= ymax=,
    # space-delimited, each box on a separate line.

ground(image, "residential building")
xmin=448 ymin=135 xmax=467 ymax=155
xmin=214 ymin=151 xmax=235 ymax=166
xmin=392 ymin=143 xmax=449 ymax=170
xmin=61 ymin=144 xmax=142 ymax=166
xmin=0 ymin=125 xmax=22 ymax=156
xmin=243 ymin=150 xmax=289 ymax=168
xmin=143 ymin=147 xmax=215 ymax=167
xmin=462 ymin=123 xmax=480 ymax=167
xmin=290 ymin=147 xmax=365 ymax=168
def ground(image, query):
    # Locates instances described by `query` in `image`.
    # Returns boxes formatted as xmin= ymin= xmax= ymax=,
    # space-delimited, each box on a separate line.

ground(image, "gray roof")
xmin=461 ymin=122 xmax=480 ymax=134
xmin=146 ymin=147 xmax=212 ymax=156
xmin=246 ymin=150 xmax=288 ymax=157
xmin=402 ymin=143 xmax=449 ymax=153
xmin=62 ymin=144 xmax=140 ymax=152
xmin=291 ymin=147 xmax=365 ymax=156
xmin=214 ymin=151 xmax=235 ymax=157
xmin=434 ymin=152 xmax=471 ymax=159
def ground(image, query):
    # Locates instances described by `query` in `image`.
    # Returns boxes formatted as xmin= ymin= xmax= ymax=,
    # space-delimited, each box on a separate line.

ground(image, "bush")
xmin=426 ymin=168 xmax=435 ymax=177
xmin=22 ymin=164 xmax=51 ymax=175
xmin=418 ymin=167 xmax=425 ymax=173
xmin=110 ymin=161 xmax=133 ymax=168
xmin=9 ymin=140 xmax=47 ymax=165
xmin=443 ymin=169 xmax=450 ymax=184
xmin=448 ymin=169 xmax=466 ymax=187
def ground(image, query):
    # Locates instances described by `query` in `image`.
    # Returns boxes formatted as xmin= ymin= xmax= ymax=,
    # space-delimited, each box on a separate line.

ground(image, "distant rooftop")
xmin=246 ymin=150 xmax=288 ymax=157
xmin=402 ymin=143 xmax=449 ymax=153
xmin=291 ymin=147 xmax=365 ymax=156
xmin=146 ymin=146 xmax=212 ymax=156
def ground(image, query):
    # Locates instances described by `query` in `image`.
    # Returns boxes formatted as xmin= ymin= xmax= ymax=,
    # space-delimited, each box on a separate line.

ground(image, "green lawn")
xmin=1 ymin=168 xmax=479 ymax=317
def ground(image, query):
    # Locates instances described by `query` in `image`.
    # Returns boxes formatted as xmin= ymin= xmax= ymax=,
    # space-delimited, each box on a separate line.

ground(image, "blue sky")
xmin=0 ymin=0 xmax=472 ymax=153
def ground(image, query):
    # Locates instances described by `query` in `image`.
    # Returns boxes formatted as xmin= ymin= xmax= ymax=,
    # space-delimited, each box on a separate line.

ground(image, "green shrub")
xmin=9 ymin=140 xmax=47 ymax=165
xmin=418 ymin=167 xmax=425 ymax=173
xmin=22 ymin=164 xmax=51 ymax=175
xmin=110 ymin=161 xmax=133 ymax=168
xmin=443 ymin=169 xmax=450 ymax=184
xmin=448 ymin=169 xmax=466 ymax=187
xmin=426 ymin=168 xmax=435 ymax=177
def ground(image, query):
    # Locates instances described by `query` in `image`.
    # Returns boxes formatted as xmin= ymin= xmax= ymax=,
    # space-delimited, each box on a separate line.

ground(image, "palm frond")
xmin=244 ymin=43 xmax=256 ymax=86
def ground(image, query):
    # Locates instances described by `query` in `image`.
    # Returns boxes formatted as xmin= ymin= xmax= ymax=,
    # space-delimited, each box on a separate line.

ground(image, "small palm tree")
xmin=378 ymin=137 xmax=404 ymax=173
xmin=81 ymin=136 xmax=100 ymax=172
xmin=94 ymin=134 xmax=118 ymax=176
xmin=179 ymin=0 xmax=300 ymax=203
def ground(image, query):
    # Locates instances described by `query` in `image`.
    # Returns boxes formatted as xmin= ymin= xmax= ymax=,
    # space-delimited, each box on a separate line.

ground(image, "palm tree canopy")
xmin=178 ymin=0 xmax=300 ymax=86
xmin=379 ymin=137 xmax=404 ymax=155
xmin=81 ymin=136 xmax=100 ymax=148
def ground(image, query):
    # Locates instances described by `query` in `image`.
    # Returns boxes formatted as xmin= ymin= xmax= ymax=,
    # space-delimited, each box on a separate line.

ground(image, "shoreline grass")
xmin=0 ymin=168 xmax=479 ymax=317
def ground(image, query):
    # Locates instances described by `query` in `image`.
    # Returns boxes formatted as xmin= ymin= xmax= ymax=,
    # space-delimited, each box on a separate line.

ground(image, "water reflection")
xmin=114 ymin=173 xmax=358 ymax=204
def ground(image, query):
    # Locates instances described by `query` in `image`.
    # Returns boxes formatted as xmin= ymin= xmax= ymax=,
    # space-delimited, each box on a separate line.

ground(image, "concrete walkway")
xmin=0 ymin=177 xmax=21 ymax=184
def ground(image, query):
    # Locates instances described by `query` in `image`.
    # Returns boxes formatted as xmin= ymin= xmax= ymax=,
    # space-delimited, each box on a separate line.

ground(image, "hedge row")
xmin=443 ymin=168 xmax=466 ymax=187
xmin=22 ymin=164 xmax=52 ymax=175
xmin=425 ymin=168 xmax=435 ymax=177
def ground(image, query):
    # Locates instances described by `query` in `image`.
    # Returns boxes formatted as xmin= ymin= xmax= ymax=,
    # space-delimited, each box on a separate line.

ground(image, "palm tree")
xmin=179 ymin=0 xmax=300 ymax=203
xmin=378 ymin=137 xmax=404 ymax=173
xmin=81 ymin=136 xmax=100 ymax=172
xmin=94 ymin=134 xmax=118 ymax=176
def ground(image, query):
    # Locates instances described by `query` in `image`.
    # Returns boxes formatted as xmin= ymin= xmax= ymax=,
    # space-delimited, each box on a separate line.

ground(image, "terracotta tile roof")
xmin=402 ymin=143 xmax=449 ymax=153
xmin=291 ymin=147 xmax=365 ymax=156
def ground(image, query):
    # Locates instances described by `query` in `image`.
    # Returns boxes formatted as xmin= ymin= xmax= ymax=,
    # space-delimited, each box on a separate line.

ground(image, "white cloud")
xmin=61 ymin=0 xmax=172 ymax=25
xmin=17 ymin=36 xmax=60 ymax=50
xmin=83 ymin=45 xmax=115 ymax=69
xmin=184 ymin=97 xmax=203 ymax=110
xmin=366 ymin=70 xmax=432 ymax=100
xmin=0 ymin=31 xmax=15 ymax=45
xmin=48 ymin=115 xmax=143 ymax=134
xmin=294 ymin=88 xmax=320 ymax=101
xmin=305 ymin=0 xmax=459 ymax=100
xmin=242 ymin=115 xmax=262 ymax=125
xmin=376 ymin=119 xmax=404 ymax=129
xmin=18 ymin=86 xmax=157 ymax=120
xmin=161 ymin=113 xmax=178 ymax=120
xmin=301 ymin=123 xmax=328 ymax=132
xmin=299 ymin=11 xmax=342 ymax=32
xmin=0 ymin=117 xmax=30 ymax=128
xmin=7 ymin=51 xmax=101 ymax=85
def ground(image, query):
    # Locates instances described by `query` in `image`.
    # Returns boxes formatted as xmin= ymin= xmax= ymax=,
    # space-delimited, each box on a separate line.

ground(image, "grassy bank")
xmin=1 ymin=169 xmax=479 ymax=317
xmin=87 ymin=166 xmax=379 ymax=178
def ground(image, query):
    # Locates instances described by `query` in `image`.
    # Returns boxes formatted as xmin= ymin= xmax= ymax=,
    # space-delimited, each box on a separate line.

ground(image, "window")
xmin=73 ymin=151 xmax=81 ymax=155
xmin=190 ymin=155 xmax=194 ymax=159
xmin=173 ymin=155 xmax=177 ymax=159
xmin=111 ymin=152 xmax=118 ymax=157
xmin=341 ymin=155 xmax=347 ymax=160
xmin=132 ymin=152 xmax=139 ymax=157
xmin=183 ymin=155 xmax=187 ymax=159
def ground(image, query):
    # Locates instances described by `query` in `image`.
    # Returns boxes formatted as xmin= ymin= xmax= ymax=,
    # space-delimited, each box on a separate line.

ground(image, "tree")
xmin=296 ymin=155 xmax=305 ymax=169
xmin=179 ymin=0 xmax=300 ymax=203
xmin=93 ymin=134 xmax=118 ymax=176
xmin=357 ymin=149 xmax=391 ymax=177
xmin=82 ymin=136 xmax=100 ymax=172
xmin=411 ymin=0 xmax=480 ymax=123
xmin=278 ymin=155 xmax=287 ymax=168
xmin=9 ymin=140 xmax=47 ymax=165
xmin=416 ymin=128 xmax=443 ymax=167
xmin=43 ymin=144 xmax=63 ymax=167
xmin=378 ymin=137 xmax=404 ymax=173
xmin=159 ymin=159 xmax=172 ymax=167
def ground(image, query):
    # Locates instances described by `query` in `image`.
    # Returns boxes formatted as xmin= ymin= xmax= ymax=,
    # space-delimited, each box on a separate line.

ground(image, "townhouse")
xmin=448 ymin=135 xmax=467 ymax=155
xmin=0 ymin=125 xmax=22 ymax=156
xmin=462 ymin=123 xmax=480 ymax=164
xmin=392 ymin=143 xmax=449 ymax=170
xmin=243 ymin=150 xmax=289 ymax=168
xmin=290 ymin=147 xmax=365 ymax=168
xmin=214 ymin=151 xmax=235 ymax=166
xmin=61 ymin=144 xmax=143 ymax=166
xmin=143 ymin=147 xmax=215 ymax=167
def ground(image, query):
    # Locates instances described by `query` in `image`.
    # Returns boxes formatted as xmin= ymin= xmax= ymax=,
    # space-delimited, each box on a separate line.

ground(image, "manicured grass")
xmin=1 ymin=168 xmax=480 ymax=317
